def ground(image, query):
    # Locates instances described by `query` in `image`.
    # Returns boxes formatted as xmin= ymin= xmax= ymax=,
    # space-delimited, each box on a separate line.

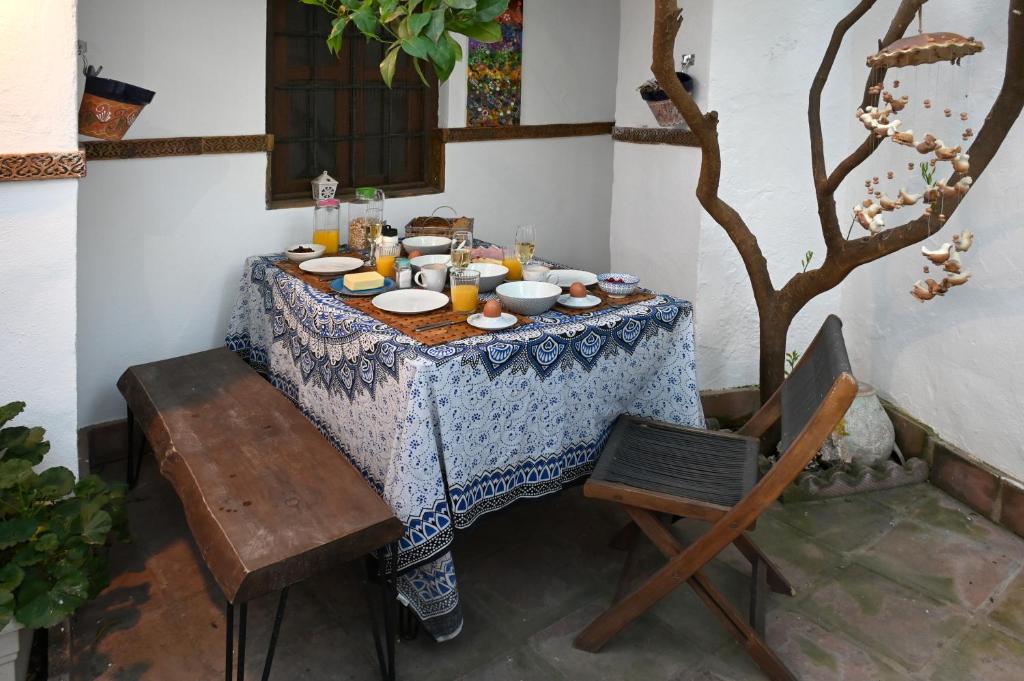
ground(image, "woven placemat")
xmin=275 ymin=258 xmax=656 ymax=346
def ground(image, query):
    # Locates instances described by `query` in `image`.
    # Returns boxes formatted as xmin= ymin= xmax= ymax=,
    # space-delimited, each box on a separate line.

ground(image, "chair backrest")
xmin=778 ymin=314 xmax=853 ymax=453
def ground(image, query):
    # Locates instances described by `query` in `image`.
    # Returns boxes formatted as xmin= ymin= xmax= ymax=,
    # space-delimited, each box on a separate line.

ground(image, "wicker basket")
xmin=404 ymin=206 xmax=474 ymax=240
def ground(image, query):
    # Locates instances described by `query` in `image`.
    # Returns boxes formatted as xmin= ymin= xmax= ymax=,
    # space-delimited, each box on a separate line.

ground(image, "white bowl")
xmin=403 ymin=236 xmax=452 ymax=255
xmin=466 ymin=262 xmax=509 ymax=292
xmin=410 ymin=254 xmax=451 ymax=270
xmin=284 ymin=243 xmax=326 ymax=262
xmin=496 ymin=281 xmax=562 ymax=316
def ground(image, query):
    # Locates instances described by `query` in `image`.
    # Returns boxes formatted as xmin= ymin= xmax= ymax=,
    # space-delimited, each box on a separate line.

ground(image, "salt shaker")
xmin=395 ymin=258 xmax=412 ymax=289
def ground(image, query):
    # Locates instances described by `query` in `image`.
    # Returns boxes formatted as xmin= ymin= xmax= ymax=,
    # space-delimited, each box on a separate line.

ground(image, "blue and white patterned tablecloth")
xmin=226 ymin=254 xmax=704 ymax=640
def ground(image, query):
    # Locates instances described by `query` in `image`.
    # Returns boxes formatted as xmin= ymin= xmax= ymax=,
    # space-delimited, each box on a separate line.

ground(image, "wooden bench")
xmin=117 ymin=348 xmax=404 ymax=681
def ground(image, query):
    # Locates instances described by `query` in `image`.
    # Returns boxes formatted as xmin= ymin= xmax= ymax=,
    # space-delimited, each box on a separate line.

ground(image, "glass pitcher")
xmin=312 ymin=199 xmax=340 ymax=255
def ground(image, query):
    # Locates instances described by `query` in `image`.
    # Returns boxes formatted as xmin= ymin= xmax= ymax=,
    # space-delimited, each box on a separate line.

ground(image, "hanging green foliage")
xmin=300 ymin=0 xmax=509 ymax=86
xmin=0 ymin=402 xmax=127 ymax=630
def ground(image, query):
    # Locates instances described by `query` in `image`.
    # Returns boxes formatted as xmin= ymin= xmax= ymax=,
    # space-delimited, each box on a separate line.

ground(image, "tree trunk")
xmin=758 ymin=309 xmax=789 ymax=405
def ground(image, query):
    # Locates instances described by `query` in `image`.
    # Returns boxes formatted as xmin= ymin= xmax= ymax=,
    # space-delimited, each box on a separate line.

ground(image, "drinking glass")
xmin=375 ymin=242 xmax=401 ymax=279
xmin=450 ymin=268 xmax=480 ymax=313
xmin=451 ymin=229 xmax=473 ymax=271
xmin=364 ymin=207 xmax=384 ymax=266
xmin=502 ymin=246 xmax=523 ymax=281
xmin=514 ymin=225 xmax=536 ymax=266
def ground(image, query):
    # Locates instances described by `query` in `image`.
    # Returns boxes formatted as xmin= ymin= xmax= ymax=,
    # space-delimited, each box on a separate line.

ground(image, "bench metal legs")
xmin=366 ymin=544 xmax=400 ymax=681
xmin=224 ymin=587 xmax=289 ymax=681
xmin=125 ymin=405 xmax=145 ymax=489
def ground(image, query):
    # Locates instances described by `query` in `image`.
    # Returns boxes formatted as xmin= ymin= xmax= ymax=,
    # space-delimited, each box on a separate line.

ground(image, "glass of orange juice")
xmin=502 ymin=246 xmax=523 ymax=281
xmin=375 ymin=243 xmax=401 ymax=279
xmin=450 ymin=268 xmax=480 ymax=314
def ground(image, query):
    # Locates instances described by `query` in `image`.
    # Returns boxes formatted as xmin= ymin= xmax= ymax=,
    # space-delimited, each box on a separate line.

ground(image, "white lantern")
xmin=311 ymin=170 xmax=338 ymax=200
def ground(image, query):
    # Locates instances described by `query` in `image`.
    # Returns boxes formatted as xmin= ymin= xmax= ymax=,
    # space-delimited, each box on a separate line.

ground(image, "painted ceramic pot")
xmin=839 ymin=382 xmax=896 ymax=466
xmin=640 ymin=72 xmax=694 ymax=128
xmin=78 ymin=76 xmax=155 ymax=141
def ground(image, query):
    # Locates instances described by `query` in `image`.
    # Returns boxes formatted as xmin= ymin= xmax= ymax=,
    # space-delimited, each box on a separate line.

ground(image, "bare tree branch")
xmin=652 ymin=0 xmax=775 ymax=303
xmin=810 ymin=1 xmax=879 ymax=252
xmin=822 ymin=0 xmax=929 ymax=197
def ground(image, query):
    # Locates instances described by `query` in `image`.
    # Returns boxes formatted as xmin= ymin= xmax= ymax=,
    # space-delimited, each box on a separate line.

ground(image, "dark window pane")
xmin=268 ymin=0 xmax=438 ymax=201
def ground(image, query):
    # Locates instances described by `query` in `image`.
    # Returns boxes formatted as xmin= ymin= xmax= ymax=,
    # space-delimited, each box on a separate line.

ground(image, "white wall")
xmin=0 ymin=0 xmax=80 ymax=473
xmin=838 ymin=0 xmax=1024 ymax=481
xmin=76 ymin=0 xmax=619 ymax=426
xmin=608 ymin=0 xmax=710 ymax=306
xmin=608 ymin=0 xmax=1024 ymax=480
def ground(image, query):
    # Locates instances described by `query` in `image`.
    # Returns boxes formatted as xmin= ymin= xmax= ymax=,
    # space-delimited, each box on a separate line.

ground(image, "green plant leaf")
xmin=327 ymin=16 xmax=349 ymax=54
xmin=428 ymin=32 xmax=458 ymax=81
xmin=0 ymin=590 xmax=12 ymax=631
xmin=473 ymin=0 xmax=508 ymax=22
xmin=451 ymin=18 xmax=501 ymax=42
xmin=14 ymin=585 xmax=77 ymax=630
xmin=351 ymin=3 xmax=380 ymax=37
xmin=0 ymin=518 xmax=37 ymax=549
xmin=0 ymin=565 xmax=24 ymax=592
xmin=34 ymin=533 xmax=59 ymax=553
xmin=0 ymin=402 xmax=25 ymax=429
xmin=426 ymin=7 xmax=446 ymax=41
xmin=36 ymin=467 xmax=75 ymax=501
xmin=408 ymin=11 xmax=432 ymax=35
xmin=380 ymin=44 xmax=400 ymax=86
xmin=12 ymin=545 xmax=43 ymax=567
xmin=401 ymin=35 xmax=434 ymax=59
xmin=445 ymin=0 xmax=477 ymax=9
xmin=82 ymin=510 xmax=112 ymax=545
xmin=0 ymin=459 xmax=34 ymax=490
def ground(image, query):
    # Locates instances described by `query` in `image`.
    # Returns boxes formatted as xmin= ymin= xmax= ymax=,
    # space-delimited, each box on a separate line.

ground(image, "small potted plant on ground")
xmin=0 ymin=402 xmax=126 ymax=681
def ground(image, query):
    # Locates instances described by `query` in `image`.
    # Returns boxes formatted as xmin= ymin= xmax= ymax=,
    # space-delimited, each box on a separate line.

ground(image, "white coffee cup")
xmin=415 ymin=263 xmax=448 ymax=292
xmin=523 ymin=264 xmax=557 ymax=283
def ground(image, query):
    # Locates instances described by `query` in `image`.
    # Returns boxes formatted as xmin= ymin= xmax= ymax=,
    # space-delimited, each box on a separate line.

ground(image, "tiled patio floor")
xmin=60 ymin=462 xmax=1024 ymax=680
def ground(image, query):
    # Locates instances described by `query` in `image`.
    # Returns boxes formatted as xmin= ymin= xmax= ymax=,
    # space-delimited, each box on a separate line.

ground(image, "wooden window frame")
xmin=265 ymin=1 xmax=444 ymax=209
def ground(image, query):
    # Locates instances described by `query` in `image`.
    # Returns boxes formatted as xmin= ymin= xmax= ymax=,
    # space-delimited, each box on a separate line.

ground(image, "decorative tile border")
xmin=612 ymin=125 xmax=700 ymax=147
xmin=0 ymin=149 xmax=86 ymax=182
xmin=83 ymin=134 xmax=274 ymax=160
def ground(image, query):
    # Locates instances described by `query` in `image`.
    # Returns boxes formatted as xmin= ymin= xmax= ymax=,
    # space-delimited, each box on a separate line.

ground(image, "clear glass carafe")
xmin=312 ymin=199 xmax=340 ymax=255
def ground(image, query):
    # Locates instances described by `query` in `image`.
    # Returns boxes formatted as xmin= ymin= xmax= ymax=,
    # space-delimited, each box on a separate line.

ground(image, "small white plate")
xmin=467 ymin=312 xmax=517 ymax=331
xmin=549 ymin=269 xmax=598 ymax=288
xmin=299 ymin=256 xmax=365 ymax=275
xmin=284 ymin=243 xmax=326 ymax=262
xmin=372 ymin=289 xmax=449 ymax=315
xmin=557 ymin=294 xmax=602 ymax=309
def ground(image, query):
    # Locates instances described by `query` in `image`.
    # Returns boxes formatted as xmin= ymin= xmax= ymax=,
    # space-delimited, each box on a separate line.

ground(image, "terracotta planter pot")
xmin=78 ymin=76 xmax=155 ymax=141
xmin=639 ymin=72 xmax=694 ymax=128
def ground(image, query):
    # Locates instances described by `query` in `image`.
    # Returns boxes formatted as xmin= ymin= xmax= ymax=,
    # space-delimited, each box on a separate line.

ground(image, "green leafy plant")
xmin=784 ymin=350 xmax=801 ymax=376
xmin=800 ymin=250 xmax=814 ymax=273
xmin=301 ymin=0 xmax=509 ymax=86
xmin=0 ymin=402 xmax=126 ymax=630
xmin=919 ymin=161 xmax=936 ymax=187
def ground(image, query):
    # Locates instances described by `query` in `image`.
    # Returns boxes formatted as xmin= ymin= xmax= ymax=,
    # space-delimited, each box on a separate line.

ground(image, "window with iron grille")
xmin=267 ymin=0 xmax=441 ymax=205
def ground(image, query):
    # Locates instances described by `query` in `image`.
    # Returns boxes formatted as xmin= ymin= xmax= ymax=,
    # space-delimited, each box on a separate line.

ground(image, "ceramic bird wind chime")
xmin=848 ymin=13 xmax=984 ymax=302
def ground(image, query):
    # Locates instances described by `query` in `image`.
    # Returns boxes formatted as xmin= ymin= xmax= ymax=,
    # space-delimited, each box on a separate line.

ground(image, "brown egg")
xmin=408 ymin=250 xmax=422 ymax=259
xmin=482 ymin=300 xmax=502 ymax=318
xmin=569 ymin=282 xmax=587 ymax=298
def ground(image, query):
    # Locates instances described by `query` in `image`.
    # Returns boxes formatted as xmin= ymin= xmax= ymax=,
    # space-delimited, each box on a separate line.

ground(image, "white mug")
xmin=523 ymin=264 xmax=557 ymax=283
xmin=415 ymin=263 xmax=447 ymax=292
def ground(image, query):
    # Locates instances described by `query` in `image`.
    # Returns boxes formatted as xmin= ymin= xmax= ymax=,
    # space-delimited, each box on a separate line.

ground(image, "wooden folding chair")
xmin=574 ymin=315 xmax=858 ymax=680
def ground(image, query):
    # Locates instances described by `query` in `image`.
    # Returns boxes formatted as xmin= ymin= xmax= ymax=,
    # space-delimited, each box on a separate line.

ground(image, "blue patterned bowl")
xmin=597 ymin=273 xmax=640 ymax=298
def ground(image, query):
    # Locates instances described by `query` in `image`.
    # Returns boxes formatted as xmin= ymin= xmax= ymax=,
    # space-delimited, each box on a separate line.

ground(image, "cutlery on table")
xmin=415 ymin=319 xmax=461 ymax=332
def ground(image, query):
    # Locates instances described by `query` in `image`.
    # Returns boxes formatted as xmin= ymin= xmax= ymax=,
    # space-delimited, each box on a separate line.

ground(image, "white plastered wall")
xmin=0 ymin=0 xmax=81 ymax=473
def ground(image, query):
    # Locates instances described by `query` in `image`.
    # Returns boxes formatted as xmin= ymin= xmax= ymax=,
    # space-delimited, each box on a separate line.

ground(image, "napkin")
xmin=472 ymin=245 xmax=503 ymax=260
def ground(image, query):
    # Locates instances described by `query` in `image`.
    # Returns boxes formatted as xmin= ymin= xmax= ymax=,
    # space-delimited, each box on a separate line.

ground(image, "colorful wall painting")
xmin=467 ymin=0 xmax=524 ymax=127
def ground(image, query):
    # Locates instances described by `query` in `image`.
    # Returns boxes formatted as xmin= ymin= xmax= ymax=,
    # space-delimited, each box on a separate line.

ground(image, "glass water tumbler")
xmin=312 ymin=199 xmax=340 ymax=255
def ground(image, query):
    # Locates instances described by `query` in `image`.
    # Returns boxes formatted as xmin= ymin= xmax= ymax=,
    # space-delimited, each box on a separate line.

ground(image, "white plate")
xmin=549 ymin=269 xmax=598 ymax=287
xmin=467 ymin=312 xmax=517 ymax=331
xmin=557 ymin=293 xmax=601 ymax=309
xmin=299 ymin=256 xmax=365 ymax=275
xmin=372 ymin=289 xmax=449 ymax=315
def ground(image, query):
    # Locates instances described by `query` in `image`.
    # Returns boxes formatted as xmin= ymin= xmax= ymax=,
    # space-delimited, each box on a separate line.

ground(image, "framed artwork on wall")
xmin=467 ymin=0 xmax=523 ymax=127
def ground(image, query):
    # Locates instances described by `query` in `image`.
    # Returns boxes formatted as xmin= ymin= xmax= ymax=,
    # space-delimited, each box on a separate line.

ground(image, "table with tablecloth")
xmin=226 ymin=254 xmax=704 ymax=640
